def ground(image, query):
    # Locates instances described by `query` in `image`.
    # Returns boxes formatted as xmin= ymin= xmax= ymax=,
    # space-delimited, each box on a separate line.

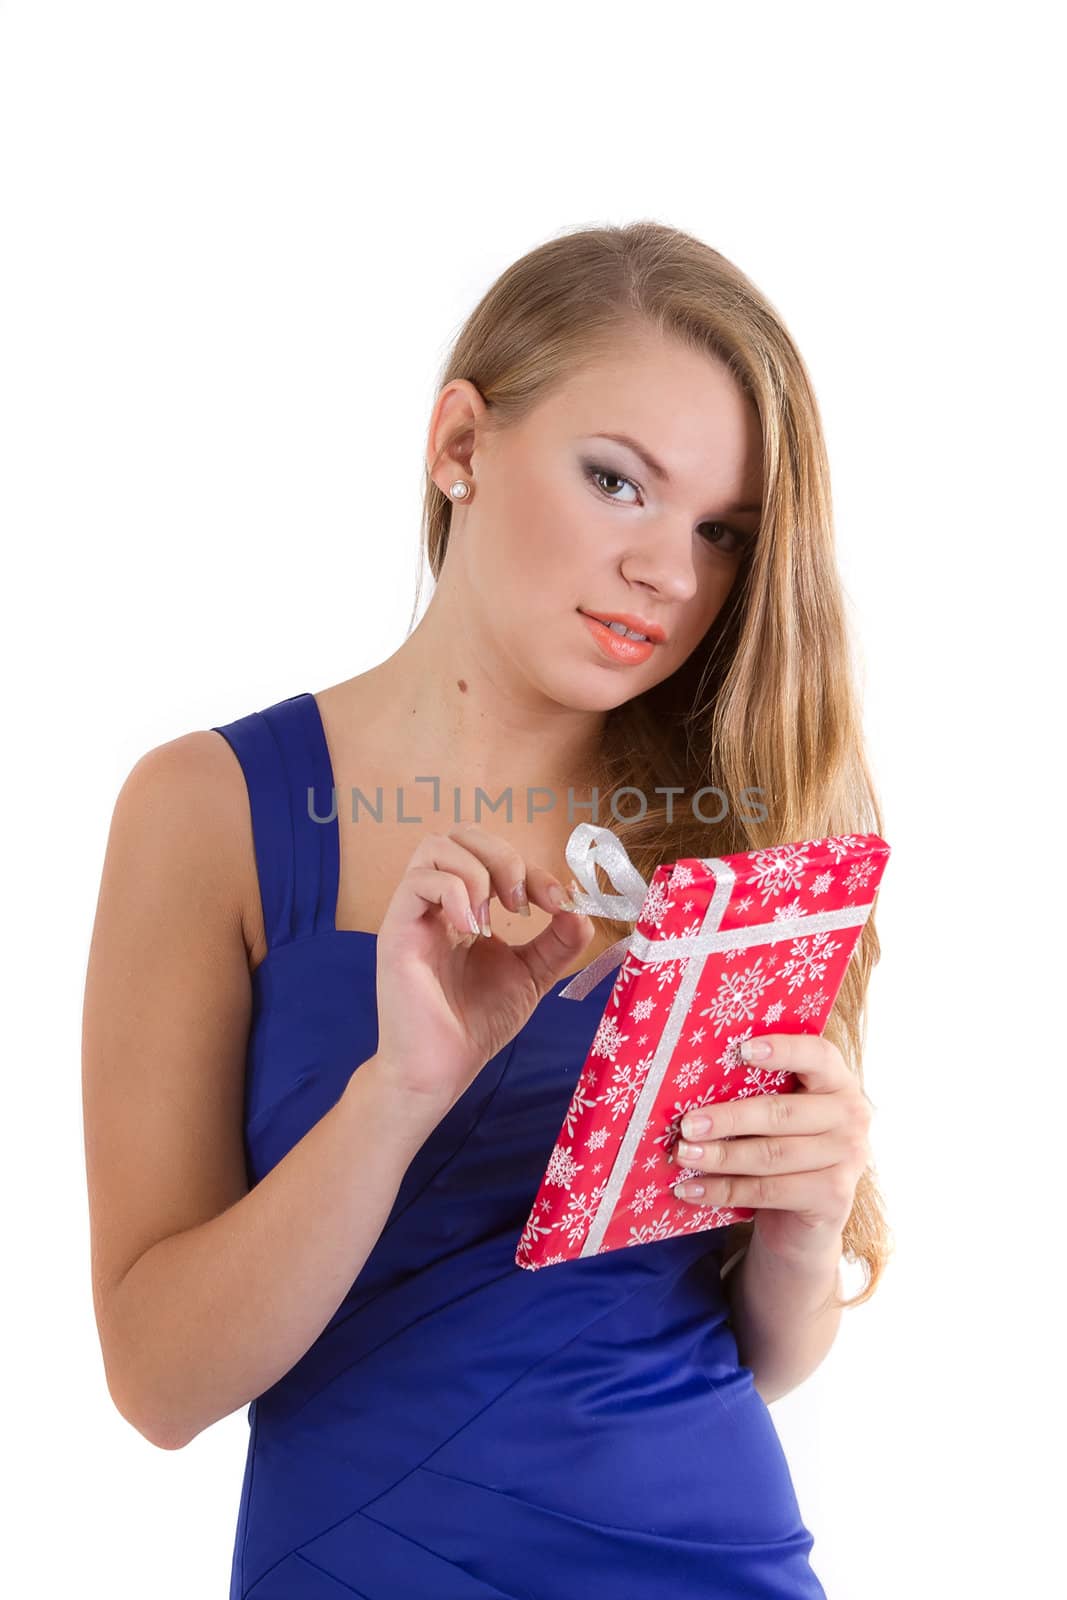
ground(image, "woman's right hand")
xmin=371 ymin=822 xmax=596 ymax=1121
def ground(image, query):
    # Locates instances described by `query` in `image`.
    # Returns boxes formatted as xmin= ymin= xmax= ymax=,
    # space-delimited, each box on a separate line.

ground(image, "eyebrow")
xmin=588 ymin=431 xmax=762 ymax=515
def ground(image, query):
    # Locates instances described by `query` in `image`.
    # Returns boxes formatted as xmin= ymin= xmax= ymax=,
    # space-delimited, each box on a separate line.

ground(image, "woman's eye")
xmin=698 ymin=522 xmax=753 ymax=556
xmin=583 ymin=460 xmax=755 ymax=557
xmin=583 ymin=462 xmax=640 ymax=504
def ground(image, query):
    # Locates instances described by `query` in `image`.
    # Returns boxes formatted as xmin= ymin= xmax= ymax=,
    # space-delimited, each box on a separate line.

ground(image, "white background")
xmin=1 ymin=3 xmax=1061 ymax=1595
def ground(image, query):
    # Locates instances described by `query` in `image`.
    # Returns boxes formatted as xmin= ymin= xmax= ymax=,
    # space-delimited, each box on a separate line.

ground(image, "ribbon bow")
xmin=557 ymin=823 xmax=651 ymax=1000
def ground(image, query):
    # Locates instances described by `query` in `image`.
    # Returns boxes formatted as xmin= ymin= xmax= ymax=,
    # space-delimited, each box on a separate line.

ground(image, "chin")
xmin=541 ymin=662 xmax=644 ymax=715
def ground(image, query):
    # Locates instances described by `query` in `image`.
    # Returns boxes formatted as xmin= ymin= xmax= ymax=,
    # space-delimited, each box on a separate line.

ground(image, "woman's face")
xmin=436 ymin=327 xmax=764 ymax=713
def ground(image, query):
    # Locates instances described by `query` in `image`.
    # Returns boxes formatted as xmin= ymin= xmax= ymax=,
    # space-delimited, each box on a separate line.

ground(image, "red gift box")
xmin=515 ymin=823 xmax=891 ymax=1270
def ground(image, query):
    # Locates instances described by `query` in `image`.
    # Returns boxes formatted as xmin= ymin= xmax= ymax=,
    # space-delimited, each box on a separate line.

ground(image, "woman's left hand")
xmin=670 ymin=1033 xmax=871 ymax=1265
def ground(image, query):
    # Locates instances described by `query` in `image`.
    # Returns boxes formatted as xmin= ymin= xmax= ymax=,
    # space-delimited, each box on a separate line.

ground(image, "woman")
xmin=83 ymin=221 xmax=889 ymax=1598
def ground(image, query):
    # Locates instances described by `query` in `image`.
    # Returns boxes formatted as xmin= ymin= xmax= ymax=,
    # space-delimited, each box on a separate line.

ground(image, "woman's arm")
xmin=82 ymin=734 xmax=440 ymax=1450
xmin=103 ymin=1053 xmax=434 ymax=1450
xmin=721 ymin=1230 xmax=844 ymax=1404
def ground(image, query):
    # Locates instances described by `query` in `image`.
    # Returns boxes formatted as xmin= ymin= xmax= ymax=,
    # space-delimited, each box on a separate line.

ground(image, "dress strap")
xmin=210 ymin=692 xmax=340 ymax=954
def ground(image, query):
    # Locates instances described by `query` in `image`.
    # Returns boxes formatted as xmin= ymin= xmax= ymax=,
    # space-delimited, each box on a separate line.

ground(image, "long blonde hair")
xmin=412 ymin=221 xmax=891 ymax=1310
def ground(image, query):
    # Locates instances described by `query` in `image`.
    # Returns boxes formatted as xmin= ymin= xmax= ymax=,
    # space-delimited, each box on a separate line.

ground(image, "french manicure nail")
xmin=741 ymin=1038 xmax=772 ymax=1062
xmin=511 ymin=879 xmax=531 ymax=916
xmin=478 ymin=898 xmax=492 ymax=937
xmin=548 ymin=884 xmax=578 ymax=911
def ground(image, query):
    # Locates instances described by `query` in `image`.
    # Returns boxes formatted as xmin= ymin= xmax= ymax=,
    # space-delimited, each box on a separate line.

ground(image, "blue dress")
xmin=211 ymin=690 xmax=828 ymax=1600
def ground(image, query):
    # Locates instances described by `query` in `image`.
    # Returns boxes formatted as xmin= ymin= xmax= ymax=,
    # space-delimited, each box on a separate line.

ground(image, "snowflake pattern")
xmin=639 ymin=878 xmax=674 ymax=931
xmin=590 ymin=1012 xmax=630 ymax=1062
xmin=558 ymin=1180 xmax=609 ymax=1247
xmin=625 ymin=1209 xmax=677 ymax=1246
xmin=699 ymin=957 xmax=776 ymax=1035
xmin=823 ymin=834 xmax=865 ymax=863
xmin=606 ymin=949 xmax=645 ymax=1012
xmin=734 ymin=1065 xmax=793 ymax=1098
xmin=646 ymin=954 xmax=690 ymax=994
xmin=560 ymin=1067 xmax=601 ymax=1142
xmin=600 ymin=1051 xmax=655 ymax=1121
xmin=717 ymin=1034 xmax=751 ymax=1076
xmin=779 ymin=932 xmax=842 ymax=993
xmin=628 ymin=1183 xmax=661 ymax=1216
xmin=796 ymin=988 xmax=828 ymax=1022
xmin=745 ymin=843 xmax=811 ymax=904
xmin=773 ymin=897 xmax=807 ymax=923
xmin=673 ymin=1054 xmax=709 ymax=1091
xmin=844 ymin=858 xmax=876 ymax=896
xmin=544 ymin=1143 xmax=582 ymax=1189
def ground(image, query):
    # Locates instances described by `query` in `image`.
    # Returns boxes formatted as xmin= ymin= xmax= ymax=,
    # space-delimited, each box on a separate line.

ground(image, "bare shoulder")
xmin=109 ymin=726 xmax=265 ymax=968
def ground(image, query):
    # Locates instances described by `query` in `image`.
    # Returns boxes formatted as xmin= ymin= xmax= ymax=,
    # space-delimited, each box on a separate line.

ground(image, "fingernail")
xmin=511 ymin=879 xmax=531 ymax=916
xmin=682 ymin=1114 xmax=711 ymax=1138
xmin=477 ymin=897 xmax=492 ymax=937
xmin=465 ymin=905 xmax=480 ymax=935
xmin=741 ymin=1038 xmax=772 ymax=1062
xmin=548 ymin=884 xmax=578 ymax=911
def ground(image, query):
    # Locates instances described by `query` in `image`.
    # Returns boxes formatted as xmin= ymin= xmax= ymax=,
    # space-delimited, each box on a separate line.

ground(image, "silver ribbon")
xmin=553 ymin=822 xmax=877 ymax=1257
xmin=558 ymin=823 xmax=650 ymax=999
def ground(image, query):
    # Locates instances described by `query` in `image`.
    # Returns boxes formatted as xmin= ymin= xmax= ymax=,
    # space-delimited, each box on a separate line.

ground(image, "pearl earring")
xmin=449 ymin=480 xmax=471 ymax=500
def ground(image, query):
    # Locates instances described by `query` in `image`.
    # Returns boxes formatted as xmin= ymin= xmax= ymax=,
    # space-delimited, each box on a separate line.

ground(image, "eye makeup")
xmin=580 ymin=458 xmax=758 ymax=557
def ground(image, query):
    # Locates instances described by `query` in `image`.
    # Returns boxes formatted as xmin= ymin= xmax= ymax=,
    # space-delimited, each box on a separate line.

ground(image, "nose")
xmin=619 ymin=521 xmax=701 ymax=604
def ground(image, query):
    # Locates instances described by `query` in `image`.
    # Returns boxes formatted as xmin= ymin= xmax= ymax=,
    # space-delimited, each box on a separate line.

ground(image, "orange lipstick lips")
xmin=578 ymin=611 xmax=659 ymax=665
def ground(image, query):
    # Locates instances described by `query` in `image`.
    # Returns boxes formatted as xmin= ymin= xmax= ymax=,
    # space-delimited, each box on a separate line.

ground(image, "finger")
xmin=445 ymin=822 xmax=583 ymax=922
xmin=394 ymin=863 xmax=487 ymax=939
xmin=672 ymin=1130 xmax=851 ymax=1178
xmin=732 ymin=1032 xmax=848 ymax=1093
xmin=505 ymin=897 xmax=598 ymax=995
xmin=672 ymin=1167 xmax=847 ymax=1214
xmin=406 ymin=831 xmax=505 ymax=932
xmin=523 ymin=861 xmax=590 ymax=919
xmin=447 ymin=821 xmax=546 ymax=916
xmin=675 ymin=1079 xmax=851 ymax=1146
